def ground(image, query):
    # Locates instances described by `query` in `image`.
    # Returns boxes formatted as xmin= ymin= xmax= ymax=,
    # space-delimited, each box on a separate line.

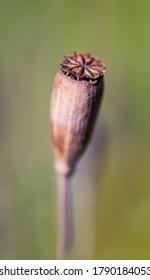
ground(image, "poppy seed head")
xmin=50 ymin=52 xmax=106 ymax=175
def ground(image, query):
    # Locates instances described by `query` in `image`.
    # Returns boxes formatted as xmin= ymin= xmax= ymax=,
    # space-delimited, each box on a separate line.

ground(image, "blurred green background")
xmin=0 ymin=0 xmax=150 ymax=259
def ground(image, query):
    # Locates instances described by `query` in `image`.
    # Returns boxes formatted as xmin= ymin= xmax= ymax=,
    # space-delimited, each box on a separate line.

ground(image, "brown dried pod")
xmin=50 ymin=52 xmax=106 ymax=176
xmin=50 ymin=52 xmax=106 ymax=259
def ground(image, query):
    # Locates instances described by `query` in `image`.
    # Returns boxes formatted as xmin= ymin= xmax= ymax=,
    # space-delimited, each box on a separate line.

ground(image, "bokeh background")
xmin=0 ymin=0 xmax=150 ymax=259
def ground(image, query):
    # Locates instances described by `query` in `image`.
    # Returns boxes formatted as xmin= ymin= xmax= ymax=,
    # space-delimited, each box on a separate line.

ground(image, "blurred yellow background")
xmin=0 ymin=0 xmax=150 ymax=259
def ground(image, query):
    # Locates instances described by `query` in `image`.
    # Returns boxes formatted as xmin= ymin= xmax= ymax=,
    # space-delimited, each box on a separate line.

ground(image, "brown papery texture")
xmin=50 ymin=69 xmax=104 ymax=175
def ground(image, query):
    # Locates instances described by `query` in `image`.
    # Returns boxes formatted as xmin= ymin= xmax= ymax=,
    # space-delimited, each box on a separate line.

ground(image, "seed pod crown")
xmin=61 ymin=52 xmax=106 ymax=82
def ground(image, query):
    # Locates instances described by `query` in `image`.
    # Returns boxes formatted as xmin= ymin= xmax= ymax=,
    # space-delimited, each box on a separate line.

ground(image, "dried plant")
xmin=50 ymin=52 xmax=106 ymax=259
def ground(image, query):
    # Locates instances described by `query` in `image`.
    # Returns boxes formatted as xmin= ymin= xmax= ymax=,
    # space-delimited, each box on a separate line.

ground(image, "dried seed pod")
xmin=50 ymin=52 xmax=106 ymax=259
xmin=50 ymin=52 xmax=106 ymax=176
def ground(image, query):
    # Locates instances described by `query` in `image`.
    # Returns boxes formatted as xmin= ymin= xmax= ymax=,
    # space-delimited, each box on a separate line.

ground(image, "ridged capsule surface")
xmin=50 ymin=52 xmax=106 ymax=175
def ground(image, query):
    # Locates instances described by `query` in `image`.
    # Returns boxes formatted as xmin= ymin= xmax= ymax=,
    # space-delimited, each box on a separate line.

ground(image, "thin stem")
xmin=56 ymin=173 xmax=73 ymax=259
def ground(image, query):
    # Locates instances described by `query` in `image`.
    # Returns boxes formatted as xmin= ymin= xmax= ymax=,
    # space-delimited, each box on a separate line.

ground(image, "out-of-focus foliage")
xmin=0 ymin=0 xmax=150 ymax=259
